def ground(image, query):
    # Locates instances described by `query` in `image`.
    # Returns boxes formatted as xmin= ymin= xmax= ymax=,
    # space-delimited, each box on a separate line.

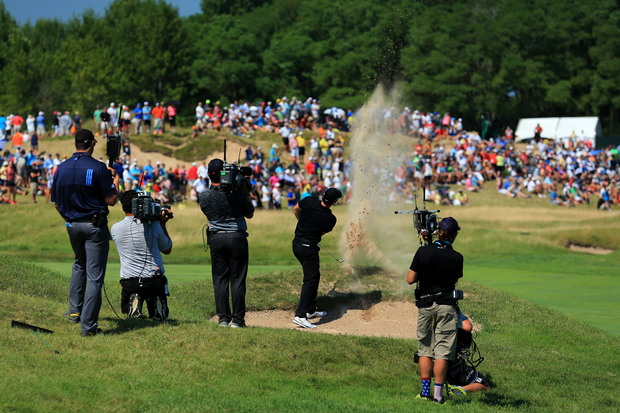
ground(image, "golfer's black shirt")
xmin=294 ymin=196 xmax=337 ymax=244
xmin=410 ymin=242 xmax=463 ymax=305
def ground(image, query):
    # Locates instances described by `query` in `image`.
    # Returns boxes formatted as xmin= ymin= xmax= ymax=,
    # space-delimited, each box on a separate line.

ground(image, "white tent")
xmin=515 ymin=116 xmax=602 ymax=146
xmin=555 ymin=117 xmax=602 ymax=146
xmin=514 ymin=117 xmax=559 ymax=141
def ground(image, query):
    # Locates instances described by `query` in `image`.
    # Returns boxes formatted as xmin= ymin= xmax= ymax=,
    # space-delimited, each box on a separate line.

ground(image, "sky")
xmin=3 ymin=0 xmax=202 ymax=24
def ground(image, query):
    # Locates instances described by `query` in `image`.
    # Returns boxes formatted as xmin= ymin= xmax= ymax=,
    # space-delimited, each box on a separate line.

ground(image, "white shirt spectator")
xmin=196 ymin=105 xmax=205 ymax=120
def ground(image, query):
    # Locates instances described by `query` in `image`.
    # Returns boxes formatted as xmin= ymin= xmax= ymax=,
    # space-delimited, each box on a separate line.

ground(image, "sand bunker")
xmin=212 ymin=301 xmax=419 ymax=339
xmin=567 ymin=243 xmax=615 ymax=255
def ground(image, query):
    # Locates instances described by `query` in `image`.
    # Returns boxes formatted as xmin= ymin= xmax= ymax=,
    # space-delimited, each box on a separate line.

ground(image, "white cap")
xmin=110 ymin=102 xmax=115 ymax=107
xmin=192 ymin=162 xmax=197 ymax=166
xmin=272 ymin=143 xmax=278 ymax=148
xmin=144 ymin=101 xmax=149 ymax=106
xmin=275 ymin=183 xmax=280 ymax=187
xmin=298 ymin=131 xmax=303 ymax=135
xmin=156 ymin=161 xmax=160 ymax=165
xmin=38 ymin=111 xmax=44 ymax=116
xmin=257 ymin=147 xmax=261 ymax=150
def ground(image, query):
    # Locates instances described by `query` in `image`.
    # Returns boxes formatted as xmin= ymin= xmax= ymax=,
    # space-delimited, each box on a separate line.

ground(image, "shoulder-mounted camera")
xmin=220 ymin=139 xmax=253 ymax=195
xmin=132 ymin=191 xmax=173 ymax=221
xmin=395 ymin=188 xmax=440 ymax=246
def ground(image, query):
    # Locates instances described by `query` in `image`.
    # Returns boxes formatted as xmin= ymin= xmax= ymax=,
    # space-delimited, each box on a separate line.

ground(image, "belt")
xmin=211 ymin=230 xmax=243 ymax=234
xmin=68 ymin=218 xmax=92 ymax=223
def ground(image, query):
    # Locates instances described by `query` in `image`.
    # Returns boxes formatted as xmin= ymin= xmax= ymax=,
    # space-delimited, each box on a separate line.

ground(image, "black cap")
xmin=75 ymin=129 xmax=95 ymax=144
xmin=323 ymin=188 xmax=342 ymax=205
xmin=439 ymin=217 xmax=460 ymax=235
xmin=208 ymin=158 xmax=224 ymax=176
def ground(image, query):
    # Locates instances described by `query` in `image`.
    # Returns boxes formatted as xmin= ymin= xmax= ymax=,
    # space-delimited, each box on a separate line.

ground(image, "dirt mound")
xmin=566 ymin=241 xmax=615 ymax=255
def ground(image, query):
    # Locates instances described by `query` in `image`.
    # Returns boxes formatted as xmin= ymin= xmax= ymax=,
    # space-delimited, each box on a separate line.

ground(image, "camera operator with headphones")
xmin=407 ymin=217 xmax=463 ymax=404
xmin=199 ymin=159 xmax=254 ymax=328
xmin=51 ymin=129 xmax=120 ymax=337
xmin=111 ymin=190 xmax=173 ymax=320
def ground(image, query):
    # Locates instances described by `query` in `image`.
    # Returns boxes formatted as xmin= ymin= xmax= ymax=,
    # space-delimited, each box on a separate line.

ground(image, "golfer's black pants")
xmin=293 ymin=238 xmax=320 ymax=318
xmin=120 ymin=277 xmax=167 ymax=318
xmin=210 ymin=232 xmax=249 ymax=324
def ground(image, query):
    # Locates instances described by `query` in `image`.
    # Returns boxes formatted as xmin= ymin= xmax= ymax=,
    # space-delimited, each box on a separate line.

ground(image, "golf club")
xmin=318 ymin=242 xmax=345 ymax=263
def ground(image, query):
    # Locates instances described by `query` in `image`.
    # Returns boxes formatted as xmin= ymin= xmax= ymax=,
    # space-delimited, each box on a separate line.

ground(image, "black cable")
xmin=103 ymin=281 xmax=124 ymax=320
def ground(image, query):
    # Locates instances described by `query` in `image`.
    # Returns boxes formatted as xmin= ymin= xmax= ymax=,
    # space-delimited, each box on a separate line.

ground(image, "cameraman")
xmin=111 ymin=190 xmax=173 ymax=320
xmin=407 ymin=217 xmax=463 ymax=403
xmin=51 ymin=129 xmax=119 ymax=337
xmin=199 ymin=159 xmax=254 ymax=328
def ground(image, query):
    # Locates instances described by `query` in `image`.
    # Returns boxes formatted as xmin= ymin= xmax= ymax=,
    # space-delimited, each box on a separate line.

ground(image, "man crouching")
xmin=111 ymin=190 xmax=173 ymax=320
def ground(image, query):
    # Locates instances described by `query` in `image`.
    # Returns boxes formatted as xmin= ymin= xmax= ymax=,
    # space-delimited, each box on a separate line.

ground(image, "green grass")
xmin=1 ymin=255 xmax=619 ymax=412
xmin=36 ymin=262 xmax=296 ymax=285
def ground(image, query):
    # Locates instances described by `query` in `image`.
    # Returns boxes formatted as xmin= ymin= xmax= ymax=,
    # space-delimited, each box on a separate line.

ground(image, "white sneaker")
xmin=293 ymin=317 xmax=317 ymax=329
xmin=306 ymin=311 xmax=327 ymax=319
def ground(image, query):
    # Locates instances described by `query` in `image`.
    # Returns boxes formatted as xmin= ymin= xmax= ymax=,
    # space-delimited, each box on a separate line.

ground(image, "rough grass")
xmin=1 ymin=255 xmax=619 ymax=412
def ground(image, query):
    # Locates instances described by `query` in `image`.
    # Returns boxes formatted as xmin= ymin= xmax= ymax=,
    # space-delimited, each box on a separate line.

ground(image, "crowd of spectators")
xmin=385 ymin=130 xmax=620 ymax=211
xmin=1 ymin=96 xmax=618 ymax=211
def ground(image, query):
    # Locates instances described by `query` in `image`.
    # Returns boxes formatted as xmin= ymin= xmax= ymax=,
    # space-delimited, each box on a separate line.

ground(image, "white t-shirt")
xmin=26 ymin=118 xmax=35 ymax=133
xmin=196 ymin=106 xmax=204 ymax=119
xmin=272 ymin=187 xmax=281 ymax=204
xmin=261 ymin=185 xmax=271 ymax=202
xmin=108 ymin=107 xmax=118 ymax=124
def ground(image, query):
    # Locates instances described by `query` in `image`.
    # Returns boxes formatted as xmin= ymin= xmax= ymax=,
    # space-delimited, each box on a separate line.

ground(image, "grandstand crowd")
xmin=0 ymin=97 xmax=619 ymax=211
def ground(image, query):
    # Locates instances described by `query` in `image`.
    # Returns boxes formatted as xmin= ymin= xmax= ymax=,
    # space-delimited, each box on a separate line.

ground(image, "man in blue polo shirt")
xmin=142 ymin=102 xmax=151 ymax=133
xmin=133 ymin=103 xmax=143 ymax=134
xmin=51 ymin=129 xmax=120 ymax=336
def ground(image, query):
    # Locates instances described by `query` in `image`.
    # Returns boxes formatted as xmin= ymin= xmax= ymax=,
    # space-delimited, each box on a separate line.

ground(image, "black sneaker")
xmin=433 ymin=398 xmax=445 ymax=404
xmin=415 ymin=394 xmax=433 ymax=401
xmin=81 ymin=328 xmax=103 ymax=337
xmin=127 ymin=293 xmax=143 ymax=318
xmin=64 ymin=310 xmax=80 ymax=323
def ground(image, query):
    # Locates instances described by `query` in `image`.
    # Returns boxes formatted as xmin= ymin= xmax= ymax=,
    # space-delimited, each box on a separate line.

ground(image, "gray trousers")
xmin=66 ymin=222 xmax=110 ymax=334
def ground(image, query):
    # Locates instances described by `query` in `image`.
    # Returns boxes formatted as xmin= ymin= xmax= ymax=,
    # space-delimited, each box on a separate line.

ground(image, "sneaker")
xmin=64 ymin=310 xmax=80 ymax=324
xmin=306 ymin=311 xmax=327 ymax=319
xmin=127 ymin=294 xmax=143 ymax=318
xmin=218 ymin=321 xmax=229 ymax=327
xmin=433 ymin=398 xmax=445 ymax=404
xmin=415 ymin=394 xmax=433 ymax=401
xmin=153 ymin=296 xmax=167 ymax=321
xmin=444 ymin=383 xmax=467 ymax=399
xmin=81 ymin=328 xmax=103 ymax=337
xmin=230 ymin=322 xmax=246 ymax=328
xmin=293 ymin=317 xmax=317 ymax=329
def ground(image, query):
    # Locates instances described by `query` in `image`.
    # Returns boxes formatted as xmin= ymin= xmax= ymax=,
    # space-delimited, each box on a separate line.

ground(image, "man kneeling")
xmin=111 ymin=190 xmax=173 ymax=320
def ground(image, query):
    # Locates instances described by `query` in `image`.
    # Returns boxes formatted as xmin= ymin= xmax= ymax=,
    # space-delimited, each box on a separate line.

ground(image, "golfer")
xmin=407 ymin=217 xmax=463 ymax=403
xmin=292 ymin=188 xmax=342 ymax=329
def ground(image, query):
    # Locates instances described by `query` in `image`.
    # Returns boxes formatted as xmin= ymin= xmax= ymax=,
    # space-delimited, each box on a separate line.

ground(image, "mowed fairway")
xmin=2 ymin=184 xmax=620 ymax=337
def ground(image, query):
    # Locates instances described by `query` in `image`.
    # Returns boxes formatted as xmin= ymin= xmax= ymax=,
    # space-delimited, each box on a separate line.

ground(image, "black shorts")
xmin=5 ymin=180 xmax=15 ymax=187
xmin=123 ymin=119 xmax=131 ymax=127
xmin=447 ymin=362 xmax=489 ymax=388
xmin=494 ymin=165 xmax=505 ymax=174
xmin=169 ymin=116 xmax=176 ymax=127
xmin=282 ymin=137 xmax=289 ymax=145
xmin=144 ymin=119 xmax=151 ymax=126
xmin=299 ymin=147 xmax=305 ymax=155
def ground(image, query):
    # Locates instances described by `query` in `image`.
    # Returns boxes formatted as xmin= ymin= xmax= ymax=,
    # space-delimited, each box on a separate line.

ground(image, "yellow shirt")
xmin=297 ymin=136 xmax=306 ymax=147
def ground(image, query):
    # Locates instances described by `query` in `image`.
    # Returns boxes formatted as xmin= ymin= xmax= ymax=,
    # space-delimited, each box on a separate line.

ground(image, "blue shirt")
xmin=142 ymin=107 xmax=151 ymax=120
xmin=44 ymin=158 xmax=54 ymax=170
xmin=134 ymin=107 xmax=143 ymax=119
xmin=51 ymin=152 xmax=116 ymax=220
xmin=36 ymin=115 xmax=45 ymax=126
xmin=0 ymin=116 xmax=5 ymax=131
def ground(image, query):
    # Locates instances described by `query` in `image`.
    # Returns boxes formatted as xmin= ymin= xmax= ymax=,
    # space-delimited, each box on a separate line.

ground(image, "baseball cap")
xmin=208 ymin=158 xmax=224 ymax=176
xmin=75 ymin=129 xmax=95 ymax=144
xmin=439 ymin=217 xmax=460 ymax=235
xmin=323 ymin=188 xmax=342 ymax=205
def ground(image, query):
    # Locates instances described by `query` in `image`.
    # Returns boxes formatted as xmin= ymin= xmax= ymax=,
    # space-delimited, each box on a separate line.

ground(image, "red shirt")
xmin=188 ymin=166 xmax=198 ymax=180
xmin=11 ymin=115 xmax=23 ymax=126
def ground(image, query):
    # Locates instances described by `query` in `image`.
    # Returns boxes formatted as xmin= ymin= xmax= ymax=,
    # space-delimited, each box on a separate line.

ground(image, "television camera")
xmin=220 ymin=139 xmax=253 ymax=195
xmin=132 ymin=191 xmax=173 ymax=221
xmin=394 ymin=187 xmax=440 ymax=246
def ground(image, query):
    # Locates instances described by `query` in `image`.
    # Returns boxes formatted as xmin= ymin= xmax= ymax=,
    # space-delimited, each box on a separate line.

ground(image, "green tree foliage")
xmin=3 ymin=0 xmax=620 ymax=133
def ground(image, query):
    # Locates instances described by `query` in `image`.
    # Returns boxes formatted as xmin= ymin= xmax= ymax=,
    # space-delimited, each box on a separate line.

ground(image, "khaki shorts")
xmin=30 ymin=181 xmax=39 ymax=193
xmin=417 ymin=303 xmax=458 ymax=361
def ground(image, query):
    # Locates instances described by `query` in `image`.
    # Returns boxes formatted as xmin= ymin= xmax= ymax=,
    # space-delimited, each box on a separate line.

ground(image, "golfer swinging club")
xmin=292 ymin=188 xmax=342 ymax=329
